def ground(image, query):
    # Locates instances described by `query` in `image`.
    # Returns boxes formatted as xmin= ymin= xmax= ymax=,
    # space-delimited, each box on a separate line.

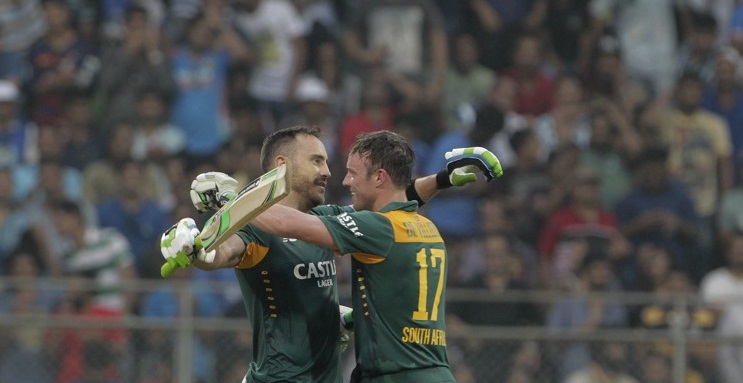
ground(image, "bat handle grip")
xmin=161 ymin=262 xmax=176 ymax=278
xmin=161 ymin=236 xmax=204 ymax=278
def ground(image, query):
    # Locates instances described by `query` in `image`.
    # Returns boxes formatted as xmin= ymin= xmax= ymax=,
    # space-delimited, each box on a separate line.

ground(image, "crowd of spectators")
xmin=3 ymin=0 xmax=743 ymax=382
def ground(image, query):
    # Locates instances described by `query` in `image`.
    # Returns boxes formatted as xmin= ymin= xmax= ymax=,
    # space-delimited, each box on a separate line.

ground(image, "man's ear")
xmin=375 ymin=169 xmax=388 ymax=187
xmin=275 ymin=156 xmax=288 ymax=168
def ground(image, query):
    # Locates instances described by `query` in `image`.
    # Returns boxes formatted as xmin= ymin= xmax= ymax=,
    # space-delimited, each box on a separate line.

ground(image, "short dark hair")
xmin=348 ymin=130 xmax=414 ymax=188
xmin=260 ymin=126 xmax=321 ymax=172
xmin=508 ymin=129 xmax=533 ymax=153
xmin=52 ymin=198 xmax=83 ymax=217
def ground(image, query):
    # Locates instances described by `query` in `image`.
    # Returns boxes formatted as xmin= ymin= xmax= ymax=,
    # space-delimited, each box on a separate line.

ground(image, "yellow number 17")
xmin=412 ymin=248 xmax=446 ymax=321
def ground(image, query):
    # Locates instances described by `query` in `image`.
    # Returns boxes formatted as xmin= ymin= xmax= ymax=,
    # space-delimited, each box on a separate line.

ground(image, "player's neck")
xmin=280 ymin=193 xmax=313 ymax=213
xmin=372 ymin=189 xmax=407 ymax=212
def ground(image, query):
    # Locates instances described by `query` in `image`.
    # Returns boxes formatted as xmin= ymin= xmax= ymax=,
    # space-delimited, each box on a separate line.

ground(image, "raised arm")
xmin=407 ymin=147 xmax=504 ymax=206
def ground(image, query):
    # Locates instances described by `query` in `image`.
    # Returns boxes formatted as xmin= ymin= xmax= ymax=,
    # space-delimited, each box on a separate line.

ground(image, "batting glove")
xmin=444 ymin=147 xmax=503 ymax=187
xmin=160 ymin=218 xmax=216 ymax=278
xmin=339 ymin=305 xmax=353 ymax=352
xmin=190 ymin=172 xmax=239 ymax=213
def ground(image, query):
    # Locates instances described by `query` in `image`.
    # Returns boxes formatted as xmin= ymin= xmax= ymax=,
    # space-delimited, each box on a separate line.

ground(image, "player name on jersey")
xmin=401 ymin=327 xmax=447 ymax=346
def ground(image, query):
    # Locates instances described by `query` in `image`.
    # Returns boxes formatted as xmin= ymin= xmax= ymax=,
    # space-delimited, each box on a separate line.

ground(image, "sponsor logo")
xmin=336 ymin=213 xmax=364 ymax=237
xmin=294 ymin=260 xmax=337 ymax=287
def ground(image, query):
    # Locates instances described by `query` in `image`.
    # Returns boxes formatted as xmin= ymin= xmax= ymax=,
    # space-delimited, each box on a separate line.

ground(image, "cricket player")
xmin=161 ymin=127 xmax=501 ymax=382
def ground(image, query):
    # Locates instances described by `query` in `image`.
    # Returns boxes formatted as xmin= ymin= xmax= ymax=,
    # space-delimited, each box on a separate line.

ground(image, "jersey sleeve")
xmin=234 ymin=225 xmax=273 ymax=269
xmin=317 ymin=211 xmax=394 ymax=261
xmin=310 ymin=204 xmax=355 ymax=217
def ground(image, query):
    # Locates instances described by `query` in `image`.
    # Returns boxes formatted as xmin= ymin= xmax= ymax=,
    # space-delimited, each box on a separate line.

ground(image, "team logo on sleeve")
xmin=336 ymin=213 xmax=364 ymax=237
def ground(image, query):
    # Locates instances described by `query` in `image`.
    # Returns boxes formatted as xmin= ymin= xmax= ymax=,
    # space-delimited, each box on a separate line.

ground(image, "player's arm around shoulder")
xmin=252 ymin=204 xmax=337 ymax=250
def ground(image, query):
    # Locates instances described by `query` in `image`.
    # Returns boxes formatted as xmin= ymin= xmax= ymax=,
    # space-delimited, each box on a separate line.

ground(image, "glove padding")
xmin=445 ymin=147 xmax=503 ymax=186
xmin=339 ymin=305 xmax=353 ymax=352
xmin=160 ymin=218 xmax=215 ymax=278
xmin=190 ymin=172 xmax=238 ymax=213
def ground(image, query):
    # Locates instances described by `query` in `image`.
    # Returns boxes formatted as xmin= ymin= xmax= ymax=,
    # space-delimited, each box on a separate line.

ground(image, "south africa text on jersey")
xmin=401 ymin=327 xmax=447 ymax=346
xmin=293 ymin=260 xmax=336 ymax=287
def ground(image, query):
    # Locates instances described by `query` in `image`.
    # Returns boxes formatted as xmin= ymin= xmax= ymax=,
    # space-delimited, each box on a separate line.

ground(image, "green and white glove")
xmin=160 ymin=218 xmax=215 ymax=278
xmin=444 ymin=147 xmax=503 ymax=187
xmin=339 ymin=305 xmax=353 ymax=352
xmin=190 ymin=172 xmax=239 ymax=213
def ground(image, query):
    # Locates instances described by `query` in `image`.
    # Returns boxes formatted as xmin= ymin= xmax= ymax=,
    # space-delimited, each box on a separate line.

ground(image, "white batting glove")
xmin=444 ymin=147 xmax=503 ymax=187
xmin=339 ymin=304 xmax=353 ymax=352
xmin=190 ymin=172 xmax=239 ymax=213
xmin=160 ymin=218 xmax=216 ymax=278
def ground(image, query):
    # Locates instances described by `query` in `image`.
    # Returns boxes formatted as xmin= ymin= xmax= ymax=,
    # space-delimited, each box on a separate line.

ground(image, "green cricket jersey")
xmin=235 ymin=205 xmax=352 ymax=383
xmin=318 ymin=201 xmax=455 ymax=383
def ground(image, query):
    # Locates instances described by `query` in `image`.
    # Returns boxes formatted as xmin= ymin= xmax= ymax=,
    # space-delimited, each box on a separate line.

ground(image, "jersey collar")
xmin=379 ymin=200 xmax=418 ymax=213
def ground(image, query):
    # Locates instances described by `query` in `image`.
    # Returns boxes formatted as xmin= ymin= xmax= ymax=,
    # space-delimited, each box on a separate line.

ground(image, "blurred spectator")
xmin=279 ymin=76 xmax=339 ymax=159
xmin=564 ymin=341 xmax=639 ymax=383
xmin=293 ymin=0 xmax=340 ymax=72
xmin=50 ymin=199 xmax=134 ymax=383
xmin=392 ymin=109 xmax=433 ymax=178
xmin=630 ymin=243 xmax=676 ymax=293
xmin=637 ymin=351 xmax=706 ymax=383
xmin=133 ymin=331 xmax=174 ymax=383
xmin=170 ymin=9 xmax=250 ymax=160
xmin=700 ymin=231 xmax=743 ymax=383
xmin=82 ymin=123 xmax=169 ymax=206
xmin=342 ymin=0 xmax=448 ymax=112
xmin=578 ymin=103 xmax=640 ymax=210
xmin=0 ymin=168 xmax=35 ymax=271
xmin=493 ymin=128 xmax=550 ymax=245
xmin=484 ymin=76 xmax=530 ymax=168
xmin=702 ymin=48 xmax=743 ymax=179
xmin=637 ymin=266 xmax=715 ymax=333
xmin=139 ymin=267 xmax=228 ymax=382
xmin=544 ymin=0 xmax=591 ymax=71
xmin=0 ymin=80 xmax=38 ymax=167
xmin=423 ymin=104 xmax=504 ymax=239
xmin=337 ymin=73 xmax=396 ymax=156
xmin=664 ymin=72 xmax=733 ymax=274
xmin=70 ymin=339 xmax=118 ymax=383
xmin=450 ymin=231 xmax=539 ymax=326
xmin=442 ymin=32 xmax=495 ymax=132
xmin=130 ymin=88 xmax=186 ymax=163
xmin=730 ymin=3 xmax=743 ymax=56
xmin=676 ymin=11 xmax=723 ymax=88
xmin=538 ymin=167 xmax=627 ymax=289
xmin=0 ymin=253 xmax=55 ymax=383
xmin=501 ymin=31 xmax=555 ymax=118
xmin=543 ymin=144 xmax=583 ymax=212
xmin=634 ymin=100 xmax=666 ymax=148
xmin=448 ymin=231 xmax=541 ymax=381
xmin=718 ymin=162 xmax=743 ymax=249
xmin=459 ymin=0 xmax=547 ymax=72
xmin=532 ymin=72 xmax=590 ymax=159
xmin=95 ymin=4 xmax=174 ymax=133
xmin=546 ymin=255 xmax=629 ymax=380
xmin=233 ymin=0 xmax=306 ymax=129
xmin=14 ymin=124 xmax=83 ymax=202
xmin=26 ymin=0 xmax=99 ymax=126
xmin=0 ymin=0 xmax=46 ymax=82
xmin=588 ymin=0 xmax=680 ymax=95
xmin=580 ymin=33 xmax=653 ymax=117
xmin=306 ymin=37 xmax=363 ymax=122
xmin=95 ymin=159 xmax=171 ymax=277
xmin=53 ymin=199 xmax=136 ymax=314
xmin=59 ymin=88 xmax=103 ymax=171
xmin=615 ymin=146 xmax=700 ymax=283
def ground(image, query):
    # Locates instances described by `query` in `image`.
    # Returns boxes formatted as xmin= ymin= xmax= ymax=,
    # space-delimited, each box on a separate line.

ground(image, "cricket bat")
xmin=161 ymin=163 xmax=291 ymax=278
